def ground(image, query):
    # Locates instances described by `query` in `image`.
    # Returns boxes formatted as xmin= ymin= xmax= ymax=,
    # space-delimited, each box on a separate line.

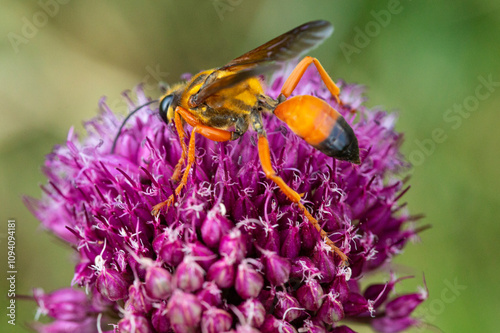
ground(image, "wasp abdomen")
xmin=274 ymin=95 xmax=360 ymax=164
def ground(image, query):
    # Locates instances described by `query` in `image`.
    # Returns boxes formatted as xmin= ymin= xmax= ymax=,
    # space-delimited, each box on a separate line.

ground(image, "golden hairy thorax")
xmin=172 ymin=69 xmax=266 ymax=129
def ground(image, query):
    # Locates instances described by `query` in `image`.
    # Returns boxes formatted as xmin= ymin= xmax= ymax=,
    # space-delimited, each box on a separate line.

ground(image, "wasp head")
xmin=159 ymin=94 xmax=176 ymax=124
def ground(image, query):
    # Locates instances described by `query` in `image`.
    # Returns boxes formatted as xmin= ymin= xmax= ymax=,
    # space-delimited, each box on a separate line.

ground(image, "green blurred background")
xmin=1 ymin=1 xmax=499 ymax=332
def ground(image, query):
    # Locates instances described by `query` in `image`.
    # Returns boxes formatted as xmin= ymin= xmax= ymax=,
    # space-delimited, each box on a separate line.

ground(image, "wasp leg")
xmin=172 ymin=106 xmax=240 ymax=180
xmin=232 ymin=116 xmax=249 ymax=141
xmin=151 ymin=121 xmax=233 ymax=217
xmin=171 ymin=110 xmax=188 ymax=182
xmin=280 ymin=56 xmax=341 ymax=104
xmin=252 ymin=111 xmax=348 ymax=264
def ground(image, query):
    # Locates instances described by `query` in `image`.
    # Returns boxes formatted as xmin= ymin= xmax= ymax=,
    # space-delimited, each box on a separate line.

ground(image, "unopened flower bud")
xmin=145 ymin=266 xmax=173 ymax=299
xmin=363 ymin=274 xmax=411 ymax=309
xmin=95 ymin=266 xmax=128 ymax=301
xmin=299 ymin=319 xmax=326 ymax=333
xmin=280 ymin=223 xmax=301 ymax=259
xmin=159 ymin=238 xmax=184 ymax=267
xmin=328 ymin=274 xmax=350 ymax=303
xmin=207 ymin=257 xmax=235 ymax=288
xmin=125 ymin=281 xmax=152 ymax=314
xmin=187 ymin=241 xmax=217 ymax=271
xmin=174 ymin=257 xmax=205 ymax=292
xmin=33 ymin=288 xmax=90 ymax=322
xmin=237 ymin=298 xmax=266 ymax=328
xmin=299 ymin=220 xmax=319 ymax=253
xmin=312 ymin=244 xmax=337 ymax=283
xmin=343 ymin=292 xmax=369 ymax=317
xmin=220 ymin=228 xmax=247 ymax=262
xmin=235 ymin=260 xmax=264 ymax=299
xmin=118 ymin=313 xmax=152 ymax=333
xmin=201 ymin=210 xmax=233 ymax=248
xmin=166 ymin=290 xmax=202 ymax=333
xmin=316 ymin=292 xmax=344 ymax=325
xmin=290 ymin=257 xmax=320 ymax=279
xmin=151 ymin=303 xmax=171 ymax=333
xmin=197 ymin=281 xmax=223 ymax=308
xmin=255 ymin=221 xmax=280 ymax=252
xmin=260 ymin=315 xmax=297 ymax=333
xmin=201 ymin=307 xmax=233 ymax=333
xmin=296 ymin=278 xmax=324 ymax=311
xmin=274 ymin=291 xmax=304 ymax=322
xmin=261 ymin=250 xmax=291 ymax=286
xmin=384 ymin=291 xmax=427 ymax=318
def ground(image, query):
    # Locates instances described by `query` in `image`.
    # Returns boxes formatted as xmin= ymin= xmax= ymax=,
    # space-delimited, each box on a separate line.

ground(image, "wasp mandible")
xmin=112 ymin=20 xmax=360 ymax=263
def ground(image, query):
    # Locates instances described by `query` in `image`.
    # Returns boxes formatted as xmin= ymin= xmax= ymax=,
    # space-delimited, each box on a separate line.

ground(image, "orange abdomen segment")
xmin=274 ymin=95 xmax=360 ymax=163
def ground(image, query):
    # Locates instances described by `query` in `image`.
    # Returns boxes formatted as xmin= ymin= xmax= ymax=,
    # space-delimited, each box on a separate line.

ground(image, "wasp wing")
xmin=221 ymin=20 xmax=333 ymax=70
xmin=192 ymin=20 xmax=333 ymax=106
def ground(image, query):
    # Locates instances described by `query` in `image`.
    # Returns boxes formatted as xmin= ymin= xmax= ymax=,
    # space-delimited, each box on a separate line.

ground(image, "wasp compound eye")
xmin=159 ymin=94 xmax=174 ymax=124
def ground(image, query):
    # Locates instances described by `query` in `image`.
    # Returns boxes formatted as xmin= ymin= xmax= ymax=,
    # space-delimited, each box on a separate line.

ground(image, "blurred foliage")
xmin=1 ymin=1 xmax=499 ymax=332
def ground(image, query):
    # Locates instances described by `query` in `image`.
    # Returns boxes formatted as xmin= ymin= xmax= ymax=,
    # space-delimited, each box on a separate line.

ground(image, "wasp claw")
xmin=171 ymin=169 xmax=182 ymax=182
xmin=151 ymin=196 xmax=174 ymax=217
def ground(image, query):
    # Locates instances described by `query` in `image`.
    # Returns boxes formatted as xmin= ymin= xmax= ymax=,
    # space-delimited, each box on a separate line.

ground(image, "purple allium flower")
xmin=27 ymin=67 xmax=427 ymax=332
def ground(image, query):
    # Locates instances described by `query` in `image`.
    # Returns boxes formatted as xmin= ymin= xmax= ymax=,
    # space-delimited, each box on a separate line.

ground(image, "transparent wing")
xmin=221 ymin=20 xmax=333 ymax=70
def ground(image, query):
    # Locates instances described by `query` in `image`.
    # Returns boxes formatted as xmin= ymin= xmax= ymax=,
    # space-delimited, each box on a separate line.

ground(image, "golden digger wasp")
xmin=112 ymin=20 xmax=359 ymax=263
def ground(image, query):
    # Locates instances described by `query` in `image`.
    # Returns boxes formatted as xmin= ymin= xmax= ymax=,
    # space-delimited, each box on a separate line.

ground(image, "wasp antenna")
xmin=110 ymin=100 xmax=158 ymax=154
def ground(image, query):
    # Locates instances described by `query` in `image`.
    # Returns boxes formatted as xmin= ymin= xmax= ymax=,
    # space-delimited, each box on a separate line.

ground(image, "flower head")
xmin=27 ymin=67 xmax=426 ymax=332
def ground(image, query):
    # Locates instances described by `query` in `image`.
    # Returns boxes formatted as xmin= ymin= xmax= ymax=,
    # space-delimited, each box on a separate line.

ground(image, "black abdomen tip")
xmin=315 ymin=116 xmax=360 ymax=164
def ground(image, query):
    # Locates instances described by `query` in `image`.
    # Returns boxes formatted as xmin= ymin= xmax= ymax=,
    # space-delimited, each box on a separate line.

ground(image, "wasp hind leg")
xmin=252 ymin=111 xmax=348 ymax=264
xmin=280 ymin=56 xmax=341 ymax=104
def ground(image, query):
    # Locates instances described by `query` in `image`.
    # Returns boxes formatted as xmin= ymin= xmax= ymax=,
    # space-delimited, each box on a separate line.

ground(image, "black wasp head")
xmin=159 ymin=94 xmax=175 ymax=124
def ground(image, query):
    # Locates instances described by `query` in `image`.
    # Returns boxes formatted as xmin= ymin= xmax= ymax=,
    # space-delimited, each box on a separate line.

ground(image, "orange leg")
xmin=171 ymin=111 xmax=188 ymax=182
xmin=281 ymin=56 xmax=341 ymax=104
xmin=171 ymin=107 xmax=233 ymax=181
xmin=257 ymin=134 xmax=348 ymax=265
xmin=151 ymin=114 xmax=233 ymax=217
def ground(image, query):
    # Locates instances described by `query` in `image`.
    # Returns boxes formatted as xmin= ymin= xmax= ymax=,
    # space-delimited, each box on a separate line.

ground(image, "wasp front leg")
xmin=151 ymin=110 xmax=233 ymax=217
xmin=171 ymin=111 xmax=188 ymax=182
